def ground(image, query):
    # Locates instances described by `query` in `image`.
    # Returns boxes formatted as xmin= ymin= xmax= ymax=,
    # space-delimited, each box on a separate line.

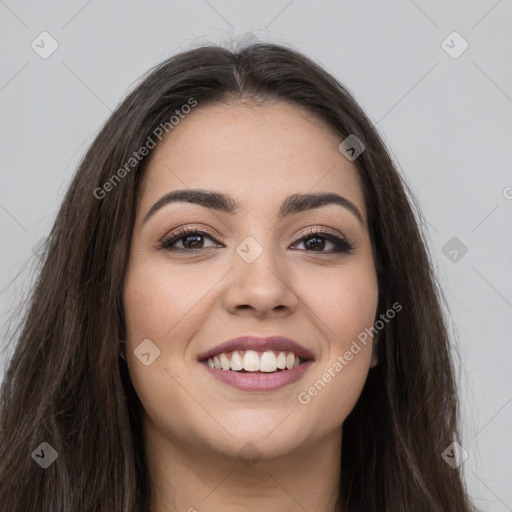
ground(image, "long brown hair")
xmin=0 ymin=42 xmax=477 ymax=511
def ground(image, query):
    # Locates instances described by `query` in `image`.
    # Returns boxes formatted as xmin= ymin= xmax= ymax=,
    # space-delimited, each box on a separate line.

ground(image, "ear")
xmin=370 ymin=332 xmax=380 ymax=368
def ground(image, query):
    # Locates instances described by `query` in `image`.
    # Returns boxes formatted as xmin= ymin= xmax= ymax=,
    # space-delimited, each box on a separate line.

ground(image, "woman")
xmin=0 ymin=42 xmax=477 ymax=511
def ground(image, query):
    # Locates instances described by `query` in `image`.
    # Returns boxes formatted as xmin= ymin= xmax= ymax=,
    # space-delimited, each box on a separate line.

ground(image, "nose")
xmin=222 ymin=241 xmax=299 ymax=318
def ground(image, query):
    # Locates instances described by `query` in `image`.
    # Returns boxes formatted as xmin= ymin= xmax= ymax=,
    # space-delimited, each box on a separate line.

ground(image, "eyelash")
xmin=159 ymin=227 xmax=354 ymax=255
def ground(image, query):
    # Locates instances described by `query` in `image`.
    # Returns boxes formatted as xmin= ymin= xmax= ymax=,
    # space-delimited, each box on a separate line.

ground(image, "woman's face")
xmin=123 ymin=101 xmax=379 ymax=462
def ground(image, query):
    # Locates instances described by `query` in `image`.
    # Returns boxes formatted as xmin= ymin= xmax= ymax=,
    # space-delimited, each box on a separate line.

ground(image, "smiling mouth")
xmin=200 ymin=349 xmax=309 ymax=373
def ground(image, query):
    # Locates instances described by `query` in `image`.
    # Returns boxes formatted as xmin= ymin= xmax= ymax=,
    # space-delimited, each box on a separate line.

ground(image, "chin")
xmin=200 ymin=413 xmax=311 ymax=461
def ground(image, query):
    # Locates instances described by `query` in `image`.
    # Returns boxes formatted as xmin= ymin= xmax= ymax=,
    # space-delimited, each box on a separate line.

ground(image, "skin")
xmin=123 ymin=101 xmax=380 ymax=512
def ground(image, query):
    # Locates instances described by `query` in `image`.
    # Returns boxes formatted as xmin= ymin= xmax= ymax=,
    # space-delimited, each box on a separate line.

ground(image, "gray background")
xmin=1 ymin=1 xmax=511 ymax=509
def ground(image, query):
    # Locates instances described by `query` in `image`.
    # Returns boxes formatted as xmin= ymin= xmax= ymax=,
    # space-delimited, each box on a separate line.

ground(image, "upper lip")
xmin=197 ymin=335 xmax=315 ymax=361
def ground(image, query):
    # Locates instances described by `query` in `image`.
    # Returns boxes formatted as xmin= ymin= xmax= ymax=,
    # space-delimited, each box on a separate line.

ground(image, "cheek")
xmin=123 ymin=258 xmax=219 ymax=346
xmin=122 ymin=258 xmax=212 ymax=440
xmin=301 ymin=260 xmax=379 ymax=350
xmin=293 ymin=263 xmax=378 ymax=426
xmin=121 ymin=259 xmax=198 ymax=396
xmin=333 ymin=271 xmax=379 ymax=347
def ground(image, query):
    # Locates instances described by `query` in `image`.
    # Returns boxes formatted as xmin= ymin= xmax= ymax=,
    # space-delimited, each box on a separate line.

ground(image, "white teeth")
xmin=243 ymin=350 xmax=260 ymax=371
xmin=206 ymin=349 xmax=305 ymax=372
xmin=260 ymin=351 xmax=278 ymax=372
xmin=220 ymin=353 xmax=230 ymax=370
xmin=230 ymin=351 xmax=243 ymax=371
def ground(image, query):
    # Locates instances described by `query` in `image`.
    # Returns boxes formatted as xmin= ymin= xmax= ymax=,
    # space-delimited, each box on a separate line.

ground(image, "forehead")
xmin=138 ymin=101 xmax=366 ymax=222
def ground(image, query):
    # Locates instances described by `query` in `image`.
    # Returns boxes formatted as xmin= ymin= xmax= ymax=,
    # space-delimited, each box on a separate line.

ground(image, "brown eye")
xmin=160 ymin=228 xmax=222 ymax=252
xmin=291 ymin=230 xmax=353 ymax=254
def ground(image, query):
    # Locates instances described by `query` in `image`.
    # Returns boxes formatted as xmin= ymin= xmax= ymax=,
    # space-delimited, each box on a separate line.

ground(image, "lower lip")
xmin=201 ymin=360 xmax=313 ymax=391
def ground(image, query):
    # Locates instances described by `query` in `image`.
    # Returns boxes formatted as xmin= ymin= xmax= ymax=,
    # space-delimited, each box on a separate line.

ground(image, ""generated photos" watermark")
xmin=298 ymin=302 xmax=402 ymax=405
xmin=94 ymin=97 xmax=198 ymax=200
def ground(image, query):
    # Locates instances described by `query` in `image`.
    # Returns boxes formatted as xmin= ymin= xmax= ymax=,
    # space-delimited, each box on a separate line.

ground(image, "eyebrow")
xmin=143 ymin=189 xmax=365 ymax=227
